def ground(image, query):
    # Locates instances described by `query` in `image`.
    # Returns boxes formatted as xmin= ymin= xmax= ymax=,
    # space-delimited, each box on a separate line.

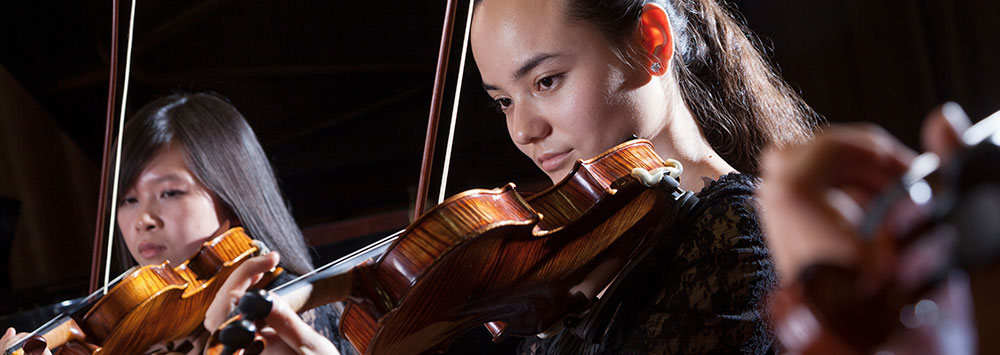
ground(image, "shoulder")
xmin=689 ymin=172 xmax=762 ymax=244
xmin=654 ymin=172 xmax=776 ymax=312
xmin=696 ymin=172 xmax=760 ymax=198
xmin=692 ymin=172 xmax=759 ymax=218
xmin=677 ymin=172 xmax=764 ymax=261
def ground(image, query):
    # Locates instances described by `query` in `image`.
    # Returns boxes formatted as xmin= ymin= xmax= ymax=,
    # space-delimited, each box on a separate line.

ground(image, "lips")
xmin=537 ymin=150 xmax=572 ymax=172
xmin=137 ymin=241 xmax=167 ymax=259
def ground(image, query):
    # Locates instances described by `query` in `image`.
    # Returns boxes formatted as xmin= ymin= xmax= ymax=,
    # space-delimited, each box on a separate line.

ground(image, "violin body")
xmin=86 ymin=227 xmax=282 ymax=353
xmin=12 ymin=227 xmax=281 ymax=354
xmin=338 ymin=140 xmax=677 ymax=354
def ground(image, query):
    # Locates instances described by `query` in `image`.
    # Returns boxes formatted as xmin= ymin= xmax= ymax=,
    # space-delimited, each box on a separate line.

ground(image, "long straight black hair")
xmin=112 ymin=93 xmax=313 ymax=275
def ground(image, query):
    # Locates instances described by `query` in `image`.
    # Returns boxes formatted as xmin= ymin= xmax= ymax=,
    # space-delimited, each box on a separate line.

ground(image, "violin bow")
xmin=88 ymin=0 xmax=120 ymax=294
xmin=89 ymin=0 xmax=139 ymax=294
xmin=414 ymin=0 xmax=476 ymax=219
xmin=436 ymin=0 xmax=477 ymax=205
xmin=92 ymin=0 xmax=472 ymax=286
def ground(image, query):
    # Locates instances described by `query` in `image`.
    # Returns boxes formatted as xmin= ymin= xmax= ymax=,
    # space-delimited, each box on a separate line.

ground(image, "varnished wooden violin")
xmin=207 ymin=139 xmax=701 ymax=355
xmin=4 ymin=227 xmax=281 ymax=355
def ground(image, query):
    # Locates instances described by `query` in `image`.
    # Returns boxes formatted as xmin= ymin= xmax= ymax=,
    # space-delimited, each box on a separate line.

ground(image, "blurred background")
xmin=1 ymin=0 xmax=998 ymax=348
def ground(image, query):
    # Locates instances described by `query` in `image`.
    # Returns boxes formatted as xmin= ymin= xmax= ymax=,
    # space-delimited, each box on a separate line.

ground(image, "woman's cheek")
xmin=117 ymin=211 xmax=135 ymax=246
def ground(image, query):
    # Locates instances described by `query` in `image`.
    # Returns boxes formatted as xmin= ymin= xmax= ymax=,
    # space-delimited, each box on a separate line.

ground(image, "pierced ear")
xmin=639 ymin=3 xmax=673 ymax=75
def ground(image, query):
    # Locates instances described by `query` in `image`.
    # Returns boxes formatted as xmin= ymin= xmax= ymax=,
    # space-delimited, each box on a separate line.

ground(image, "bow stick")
xmin=89 ymin=0 xmax=138 ymax=294
xmin=414 ymin=0 xmax=477 ymax=219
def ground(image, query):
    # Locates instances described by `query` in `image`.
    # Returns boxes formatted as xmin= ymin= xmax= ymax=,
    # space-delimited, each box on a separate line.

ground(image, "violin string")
xmin=271 ymin=229 xmax=404 ymax=295
xmin=7 ymin=314 xmax=72 ymax=354
xmin=436 ymin=0 xmax=476 ymax=204
xmin=103 ymin=0 xmax=138 ymax=294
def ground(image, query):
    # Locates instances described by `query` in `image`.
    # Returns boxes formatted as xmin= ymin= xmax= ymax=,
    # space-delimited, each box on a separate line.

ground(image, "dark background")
xmin=1 ymin=0 xmax=998 ymax=347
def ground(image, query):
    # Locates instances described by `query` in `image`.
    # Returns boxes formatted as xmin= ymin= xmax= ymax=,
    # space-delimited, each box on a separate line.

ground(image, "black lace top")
xmin=518 ymin=173 xmax=778 ymax=354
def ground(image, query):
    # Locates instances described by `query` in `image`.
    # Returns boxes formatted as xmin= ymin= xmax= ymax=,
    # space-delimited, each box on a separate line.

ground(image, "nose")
xmin=134 ymin=205 xmax=162 ymax=232
xmin=508 ymin=102 xmax=551 ymax=145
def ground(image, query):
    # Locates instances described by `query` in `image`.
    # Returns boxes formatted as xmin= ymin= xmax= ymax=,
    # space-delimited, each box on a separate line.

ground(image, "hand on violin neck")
xmin=205 ymin=252 xmax=281 ymax=332
xmin=760 ymin=123 xmax=918 ymax=285
xmin=760 ymin=104 xmax=973 ymax=286
xmin=215 ymin=290 xmax=338 ymax=355
xmin=760 ymin=104 xmax=981 ymax=354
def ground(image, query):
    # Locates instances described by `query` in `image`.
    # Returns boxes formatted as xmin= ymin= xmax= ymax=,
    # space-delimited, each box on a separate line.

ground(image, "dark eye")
xmin=120 ymin=197 xmax=138 ymax=206
xmin=536 ymin=74 xmax=562 ymax=91
xmin=491 ymin=97 xmax=512 ymax=112
xmin=160 ymin=190 xmax=183 ymax=198
xmin=539 ymin=77 xmax=554 ymax=88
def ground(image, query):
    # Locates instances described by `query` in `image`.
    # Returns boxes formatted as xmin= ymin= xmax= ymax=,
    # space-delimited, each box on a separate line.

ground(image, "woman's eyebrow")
xmin=482 ymin=53 xmax=561 ymax=92
xmin=513 ymin=53 xmax=560 ymax=80
xmin=152 ymin=174 xmax=183 ymax=183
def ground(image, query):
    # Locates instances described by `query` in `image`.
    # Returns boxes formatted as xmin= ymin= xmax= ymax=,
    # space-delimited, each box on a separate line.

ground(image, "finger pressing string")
xmin=205 ymin=252 xmax=281 ymax=331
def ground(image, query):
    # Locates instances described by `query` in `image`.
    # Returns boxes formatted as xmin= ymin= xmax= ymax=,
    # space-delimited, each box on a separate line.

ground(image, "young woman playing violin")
xmin=470 ymin=0 xmax=818 ymax=353
xmin=209 ymin=0 xmax=821 ymax=354
xmin=1 ymin=93 xmax=345 ymax=354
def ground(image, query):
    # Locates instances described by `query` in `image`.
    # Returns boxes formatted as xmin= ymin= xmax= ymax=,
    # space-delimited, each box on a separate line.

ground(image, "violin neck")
xmin=3 ymin=315 xmax=86 ymax=355
xmin=269 ymin=229 xmax=400 ymax=313
xmin=275 ymin=262 xmax=374 ymax=314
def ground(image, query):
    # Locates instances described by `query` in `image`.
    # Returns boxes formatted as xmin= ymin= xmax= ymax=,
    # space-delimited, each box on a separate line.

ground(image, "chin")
xmin=547 ymin=170 xmax=570 ymax=184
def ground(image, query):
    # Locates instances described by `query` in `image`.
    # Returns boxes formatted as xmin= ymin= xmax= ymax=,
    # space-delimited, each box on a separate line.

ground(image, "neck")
xmin=645 ymin=95 xmax=735 ymax=192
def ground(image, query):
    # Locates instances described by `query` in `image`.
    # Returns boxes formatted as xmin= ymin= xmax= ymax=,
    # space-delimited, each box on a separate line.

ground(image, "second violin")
xmin=210 ymin=139 xmax=701 ymax=355
xmin=4 ymin=227 xmax=280 ymax=355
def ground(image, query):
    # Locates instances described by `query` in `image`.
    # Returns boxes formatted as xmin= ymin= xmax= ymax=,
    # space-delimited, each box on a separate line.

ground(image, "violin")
xmin=770 ymin=110 xmax=1000 ymax=353
xmin=4 ymin=227 xmax=281 ymax=355
xmin=206 ymin=139 xmax=701 ymax=355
